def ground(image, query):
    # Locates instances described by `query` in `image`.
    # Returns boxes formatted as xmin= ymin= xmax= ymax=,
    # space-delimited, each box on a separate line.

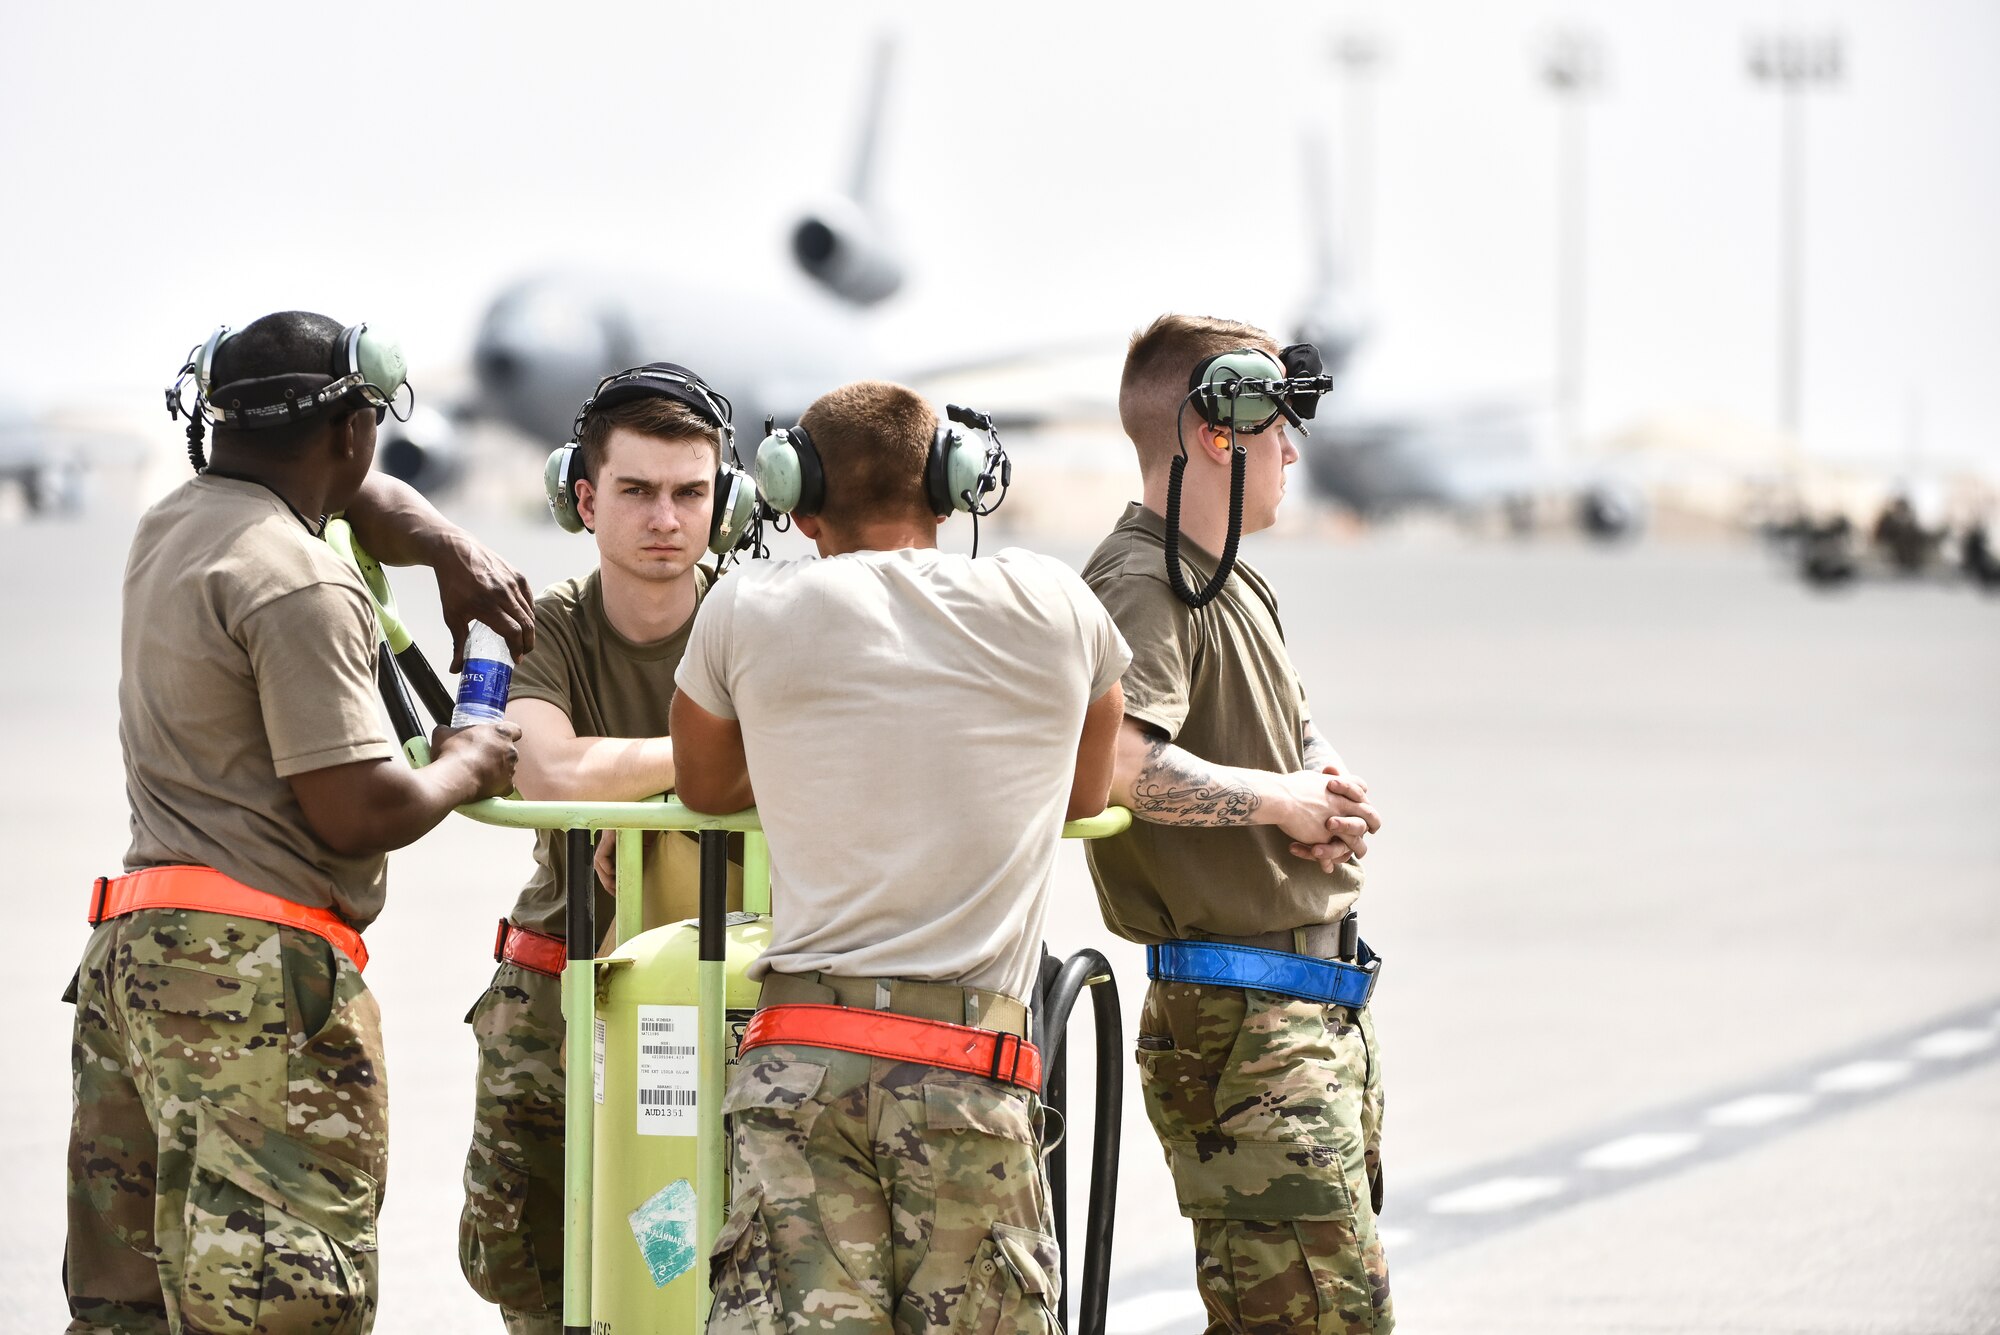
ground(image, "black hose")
xmin=374 ymin=643 xmax=424 ymax=748
xmin=1163 ymin=441 xmax=1247 ymax=609
xmin=395 ymin=644 xmax=455 ymax=726
xmin=1035 ymin=948 xmax=1122 ymax=1335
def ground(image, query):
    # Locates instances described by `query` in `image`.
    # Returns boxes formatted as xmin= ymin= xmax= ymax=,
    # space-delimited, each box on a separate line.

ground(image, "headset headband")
xmin=572 ymin=362 xmax=734 ymax=450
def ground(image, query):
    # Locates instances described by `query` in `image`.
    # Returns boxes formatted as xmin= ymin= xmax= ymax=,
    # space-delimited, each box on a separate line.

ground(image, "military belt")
xmin=756 ymin=970 xmax=1030 ymax=1038
xmin=493 ymin=918 xmax=566 ymax=978
xmin=1147 ymin=938 xmax=1380 ymax=1009
xmin=739 ymin=1003 xmax=1044 ymax=1093
xmin=89 ymin=865 xmax=368 ymax=972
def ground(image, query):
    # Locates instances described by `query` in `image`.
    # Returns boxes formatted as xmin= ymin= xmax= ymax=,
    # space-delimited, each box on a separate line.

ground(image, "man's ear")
xmin=574 ymin=476 xmax=598 ymax=534
xmin=793 ymin=513 xmax=823 ymax=541
xmin=1196 ymin=420 xmax=1236 ymax=465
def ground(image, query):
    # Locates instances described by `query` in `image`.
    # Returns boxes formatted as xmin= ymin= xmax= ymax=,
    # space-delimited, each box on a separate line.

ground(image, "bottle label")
xmin=451 ymin=657 xmax=513 ymax=726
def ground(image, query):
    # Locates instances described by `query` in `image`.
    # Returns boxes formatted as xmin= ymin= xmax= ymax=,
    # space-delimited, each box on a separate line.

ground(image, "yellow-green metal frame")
xmin=455 ymin=794 xmax=1131 ymax=1331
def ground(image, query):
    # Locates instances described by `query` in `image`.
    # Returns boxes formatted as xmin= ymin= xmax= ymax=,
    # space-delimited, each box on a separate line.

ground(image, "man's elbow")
xmin=1064 ymin=786 xmax=1111 ymax=824
xmin=675 ymin=767 xmax=751 ymax=815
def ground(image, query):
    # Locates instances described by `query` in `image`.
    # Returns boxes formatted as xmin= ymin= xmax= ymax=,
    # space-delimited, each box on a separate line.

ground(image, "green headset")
xmin=1165 ymin=343 xmax=1331 ymax=608
xmin=544 ymin=362 xmax=759 ymax=557
xmin=166 ymin=322 xmax=412 ymax=472
xmin=752 ymin=414 xmax=994 ymax=520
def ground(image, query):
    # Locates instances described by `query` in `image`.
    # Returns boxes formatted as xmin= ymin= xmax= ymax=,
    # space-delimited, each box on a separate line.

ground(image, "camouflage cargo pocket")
xmin=956 ymin=1222 xmax=1060 ymax=1335
xmin=180 ymin=1102 xmax=379 ymax=1334
xmin=706 ymin=1185 xmax=779 ymax=1335
xmin=458 ymin=1141 xmax=547 ymax=1311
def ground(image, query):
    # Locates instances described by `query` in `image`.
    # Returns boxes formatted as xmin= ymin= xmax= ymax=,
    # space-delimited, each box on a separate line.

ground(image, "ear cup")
xmin=1188 ymin=347 xmax=1286 ymax=431
xmin=194 ymin=326 xmax=232 ymax=399
xmin=708 ymin=464 xmax=758 ymax=554
xmin=544 ymin=444 xmax=587 ymax=533
xmin=754 ymin=425 xmax=824 ymax=517
xmin=925 ymin=427 xmax=986 ymax=515
xmin=352 ymin=325 xmax=407 ymax=399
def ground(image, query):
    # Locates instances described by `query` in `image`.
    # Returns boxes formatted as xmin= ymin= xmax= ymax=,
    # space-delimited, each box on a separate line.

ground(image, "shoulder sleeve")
xmin=1085 ymin=565 xmax=1193 ymax=740
xmin=1043 ymin=558 xmax=1132 ymax=701
xmin=508 ymin=589 xmax=582 ymax=719
xmin=673 ymin=571 xmax=739 ymax=721
xmin=242 ymin=582 xmax=396 ymax=777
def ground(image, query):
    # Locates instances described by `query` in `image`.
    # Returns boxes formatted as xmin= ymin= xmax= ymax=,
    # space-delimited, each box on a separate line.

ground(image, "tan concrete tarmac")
xmin=3 ymin=501 xmax=1996 ymax=1333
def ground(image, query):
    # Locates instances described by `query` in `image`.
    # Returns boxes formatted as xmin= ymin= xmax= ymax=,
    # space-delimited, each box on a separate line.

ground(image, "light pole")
xmin=1541 ymin=29 xmax=1604 ymax=460
xmin=1331 ymin=30 xmax=1383 ymax=290
xmin=1747 ymin=31 xmax=1843 ymax=444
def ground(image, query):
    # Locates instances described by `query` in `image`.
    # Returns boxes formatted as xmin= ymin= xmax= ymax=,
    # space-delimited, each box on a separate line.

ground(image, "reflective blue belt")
xmin=1146 ymin=938 xmax=1381 ymax=1009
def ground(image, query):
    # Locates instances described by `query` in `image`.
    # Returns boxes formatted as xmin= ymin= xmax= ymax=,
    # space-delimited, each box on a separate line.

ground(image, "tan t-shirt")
xmin=120 ymin=475 xmax=395 ymax=927
xmin=506 ymin=567 xmax=713 ymax=939
xmin=675 ymin=546 xmax=1130 ymax=1002
xmin=1080 ymin=503 xmax=1362 ymax=944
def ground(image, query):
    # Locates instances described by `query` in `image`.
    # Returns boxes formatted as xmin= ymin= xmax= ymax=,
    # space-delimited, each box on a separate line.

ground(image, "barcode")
xmin=642 ymin=1044 xmax=697 ymax=1057
xmin=641 ymin=1018 xmax=677 ymax=1033
xmin=639 ymin=1088 xmax=698 ymax=1107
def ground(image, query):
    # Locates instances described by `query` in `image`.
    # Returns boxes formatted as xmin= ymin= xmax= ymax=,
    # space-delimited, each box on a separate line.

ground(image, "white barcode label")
xmin=593 ymin=1017 xmax=605 ymax=1105
xmin=635 ymin=1004 xmax=699 ymax=1137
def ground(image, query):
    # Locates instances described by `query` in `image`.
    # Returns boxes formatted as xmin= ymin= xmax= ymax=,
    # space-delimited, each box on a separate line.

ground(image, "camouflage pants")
xmin=65 ymin=908 xmax=388 ymax=1335
xmin=707 ymin=1045 xmax=1060 ymax=1335
xmin=1135 ymin=980 xmax=1391 ymax=1335
xmin=458 ymin=963 xmax=566 ymax=1335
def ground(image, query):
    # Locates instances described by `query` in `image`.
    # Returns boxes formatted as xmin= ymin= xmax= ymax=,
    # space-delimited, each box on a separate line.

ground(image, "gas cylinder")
xmin=590 ymin=910 xmax=769 ymax=1333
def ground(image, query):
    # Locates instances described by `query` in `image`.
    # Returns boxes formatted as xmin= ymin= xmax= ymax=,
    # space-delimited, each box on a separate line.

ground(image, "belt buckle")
xmin=88 ymin=876 xmax=111 ymax=926
xmin=986 ymin=1031 xmax=1022 ymax=1085
xmin=492 ymin=917 xmax=511 ymax=963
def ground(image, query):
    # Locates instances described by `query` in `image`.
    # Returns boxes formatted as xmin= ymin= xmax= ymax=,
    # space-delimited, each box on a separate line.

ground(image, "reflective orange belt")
xmin=493 ymin=918 xmax=567 ymax=978
xmin=739 ymin=1003 xmax=1044 ymax=1093
xmin=89 ymin=865 xmax=369 ymax=973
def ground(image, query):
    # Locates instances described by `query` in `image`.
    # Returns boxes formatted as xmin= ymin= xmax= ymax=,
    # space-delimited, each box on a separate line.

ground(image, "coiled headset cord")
xmin=1163 ymin=436 xmax=1246 ymax=608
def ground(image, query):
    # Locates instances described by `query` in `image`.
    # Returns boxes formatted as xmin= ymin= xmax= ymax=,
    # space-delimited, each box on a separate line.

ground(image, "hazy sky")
xmin=4 ymin=0 xmax=1995 ymax=470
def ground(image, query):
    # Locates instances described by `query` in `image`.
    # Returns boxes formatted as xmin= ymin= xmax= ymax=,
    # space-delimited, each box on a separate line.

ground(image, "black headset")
xmin=544 ymin=362 xmax=758 ymax=557
xmin=166 ymin=322 xmax=412 ymax=473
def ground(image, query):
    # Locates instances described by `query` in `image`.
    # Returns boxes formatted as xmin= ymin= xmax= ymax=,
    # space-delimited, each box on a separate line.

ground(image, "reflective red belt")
xmin=739 ymin=1003 xmax=1043 ymax=1093
xmin=493 ymin=918 xmax=567 ymax=978
xmin=89 ymin=865 xmax=368 ymax=972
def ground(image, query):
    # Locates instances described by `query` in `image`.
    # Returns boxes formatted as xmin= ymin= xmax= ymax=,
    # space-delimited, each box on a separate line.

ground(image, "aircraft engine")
xmin=375 ymin=403 xmax=465 ymax=497
xmin=790 ymin=197 xmax=904 ymax=306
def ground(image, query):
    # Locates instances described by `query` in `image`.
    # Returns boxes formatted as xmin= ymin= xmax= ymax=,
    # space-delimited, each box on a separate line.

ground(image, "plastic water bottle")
xmin=451 ymin=620 xmax=514 ymax=726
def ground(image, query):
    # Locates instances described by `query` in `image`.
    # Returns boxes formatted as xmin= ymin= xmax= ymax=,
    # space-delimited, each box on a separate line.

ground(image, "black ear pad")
xmin=1186 ymin=351 xmax=1226 ymax=427
xmin=924 ymin=426 xmax=954 ymax=517
xmin=791 ymin=424 xmax=826 ymax=519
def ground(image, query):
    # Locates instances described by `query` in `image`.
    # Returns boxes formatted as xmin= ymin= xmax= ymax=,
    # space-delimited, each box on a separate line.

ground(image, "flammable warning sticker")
xmin=636 ymin=1004 xmax=700 ymax=1137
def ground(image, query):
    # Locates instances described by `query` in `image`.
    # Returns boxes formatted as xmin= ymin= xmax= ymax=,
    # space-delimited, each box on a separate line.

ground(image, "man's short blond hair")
xmin=1118 ymin=314 xmax=1280 ymax=472
xmin=799 ymin=380 xmax=936 ymax=527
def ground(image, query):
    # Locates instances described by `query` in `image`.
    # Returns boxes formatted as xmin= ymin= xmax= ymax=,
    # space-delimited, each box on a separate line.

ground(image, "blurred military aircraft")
xmin=379 ymin=40 xmax=904 ymax=493
xmin=1285 ymin=133 xmax=1641 ymax=538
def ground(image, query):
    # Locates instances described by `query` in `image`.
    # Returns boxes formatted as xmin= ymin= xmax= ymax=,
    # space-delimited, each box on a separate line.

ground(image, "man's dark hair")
xmin=577 ymin=396 xmax=723 ymax=485
xmin=799 ymin=380 xmax=935 ymax=528
xmin=209 ymin=311 xmax=358 ymax=451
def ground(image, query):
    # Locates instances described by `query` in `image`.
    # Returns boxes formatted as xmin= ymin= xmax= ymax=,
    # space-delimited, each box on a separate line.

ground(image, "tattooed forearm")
xmin=1129 ymin=735 xmax=1263 ymax=825
xmin=1300 ymin=718 xmax=1338 ymax=771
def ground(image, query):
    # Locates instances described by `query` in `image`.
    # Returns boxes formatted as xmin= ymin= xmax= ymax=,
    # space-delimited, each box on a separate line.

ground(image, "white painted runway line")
xmin=1813 ymin=1059 xmax=1914 ymax=1093
xmin=1429 ymin=1176 xmax=1566 ymax=1214
xmin=1704 ymin=1092 xmax=1815 ymax=1126
xmin=1910 ymin=1027 xmax=1996 ymax=1060
xmin=1104 ymin=1288 xmax=1207 ymax=1335
xmin=1578 ymin=1131 xmax=1702 ymax=1170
